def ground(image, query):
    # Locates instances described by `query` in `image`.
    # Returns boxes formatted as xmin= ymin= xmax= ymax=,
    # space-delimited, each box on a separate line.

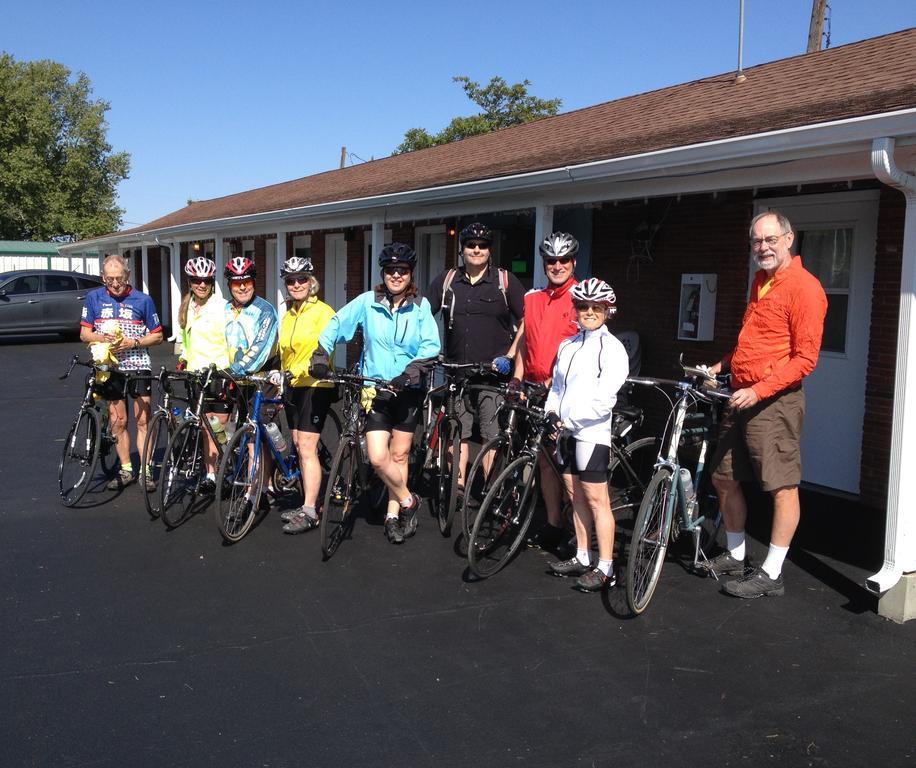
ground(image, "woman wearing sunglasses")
xmin=543 ymin=277 xmax=629 ymax=592
xmin=274 ymin=256 xmax=336 ymax=534
xmin=310 ymin=242 xmax=440 ymax=544
xmin=177 ymin=256 xmax=231 ymax=493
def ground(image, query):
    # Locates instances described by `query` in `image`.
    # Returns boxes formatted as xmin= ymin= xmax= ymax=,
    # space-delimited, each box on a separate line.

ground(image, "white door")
xmin=414 ymin=226 xmax=447 ymax=293
xmin=325 ymin=233 xmax=349 ymax=362
xmin=755 ymin=192 xmax=879 ymax=493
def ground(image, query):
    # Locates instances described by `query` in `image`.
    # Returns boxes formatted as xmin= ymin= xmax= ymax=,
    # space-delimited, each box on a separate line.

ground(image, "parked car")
xmin=0 ymin=270 xmax=103 ymax=337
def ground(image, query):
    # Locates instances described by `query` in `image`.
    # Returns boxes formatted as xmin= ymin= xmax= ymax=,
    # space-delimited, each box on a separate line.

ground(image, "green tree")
xmin=394 ymin=76 xmax=561 ymax=154
xmin=0 ymin=53 xmax=130 ymax=241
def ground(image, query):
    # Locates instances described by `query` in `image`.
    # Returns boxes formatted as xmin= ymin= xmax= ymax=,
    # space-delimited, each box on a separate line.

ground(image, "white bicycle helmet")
xmin=184 ymin=256 xmax=217 ymax=279
xmin=571 ymin=277 xmax=617 ymax=314
xmin=539 ymin=232 xmax=579 ymax=261
xmin=281 ymin=255 xmax=314 ymax=277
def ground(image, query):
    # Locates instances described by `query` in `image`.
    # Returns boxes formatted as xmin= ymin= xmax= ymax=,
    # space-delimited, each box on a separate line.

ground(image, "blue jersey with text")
xmin=81 ymin=287 xmax=162 ymax=371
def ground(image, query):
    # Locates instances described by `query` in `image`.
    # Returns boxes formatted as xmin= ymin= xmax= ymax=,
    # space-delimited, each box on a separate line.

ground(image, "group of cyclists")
xmin=78 ymin=223 xmax=630 ymax=593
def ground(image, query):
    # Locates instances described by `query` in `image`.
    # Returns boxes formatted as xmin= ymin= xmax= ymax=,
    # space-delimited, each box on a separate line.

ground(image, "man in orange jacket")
xmin=704 ymin=210 xmax=827 ymax=599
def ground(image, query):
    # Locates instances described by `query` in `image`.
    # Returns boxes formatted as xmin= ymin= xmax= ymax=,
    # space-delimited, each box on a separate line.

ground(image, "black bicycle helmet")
xmin=539 ymin=232 xmax=579 ymax=261
xmin=458 ymin=222 xmax=492 ymax=246
xmin=378 ymin=242 xmax=417 ymax=269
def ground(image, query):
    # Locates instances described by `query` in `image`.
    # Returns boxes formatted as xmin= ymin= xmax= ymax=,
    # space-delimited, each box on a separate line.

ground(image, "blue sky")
xmin=2 ymin=0 xmax=914 ymax=229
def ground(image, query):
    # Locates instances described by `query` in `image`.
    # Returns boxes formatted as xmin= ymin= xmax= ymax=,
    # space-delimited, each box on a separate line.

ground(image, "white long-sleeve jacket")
xmin=544 ymin=325 xmax=630 ymax=447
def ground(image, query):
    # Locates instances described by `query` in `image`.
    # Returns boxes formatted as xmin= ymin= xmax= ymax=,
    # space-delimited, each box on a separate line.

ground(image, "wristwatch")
xmin=133 ymin=339 xmax=141 ymax=350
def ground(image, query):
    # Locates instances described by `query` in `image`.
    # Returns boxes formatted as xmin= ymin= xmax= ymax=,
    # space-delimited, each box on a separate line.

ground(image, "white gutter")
xmin=60 ymin=108 xmax=916 ymax=254
xmin=868 ymin=137 xmax=916 ymax=594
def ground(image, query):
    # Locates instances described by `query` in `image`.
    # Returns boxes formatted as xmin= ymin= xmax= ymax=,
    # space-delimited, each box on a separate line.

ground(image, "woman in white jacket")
xmin=544 ymin=278 xmax=630 ymax=592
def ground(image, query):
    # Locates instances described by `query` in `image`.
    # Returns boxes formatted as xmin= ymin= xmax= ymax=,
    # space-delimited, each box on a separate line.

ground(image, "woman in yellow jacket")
xmin=178 ymin=256 xmax=231 ymax=493
xmin=276 ymin=256 xmax=336 ymax=534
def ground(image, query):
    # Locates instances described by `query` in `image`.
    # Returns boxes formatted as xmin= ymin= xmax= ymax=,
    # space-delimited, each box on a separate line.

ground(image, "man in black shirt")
xmin=426 ymin=222 xmax=526 ymax=483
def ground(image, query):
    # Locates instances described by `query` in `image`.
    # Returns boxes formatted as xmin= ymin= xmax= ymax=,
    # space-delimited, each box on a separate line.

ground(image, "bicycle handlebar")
xmin=321 ymin=369 xmax=398 ymax=393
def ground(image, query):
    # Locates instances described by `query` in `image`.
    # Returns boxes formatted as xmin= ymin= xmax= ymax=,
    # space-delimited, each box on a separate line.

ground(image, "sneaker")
xmin=399 ymin=493 xmax=420 ymax=539
xmin=198 ymin=478 xmax=216 ymax=496
xmin=549 ymin=557 xmax=591 ymax=578
xmin=575 ymin=567 xmax=617 ymax=593
xmin=526 ymin=523 xmax=564 ymax=553
xmin=697 ymin=550 xmax=747 ymax=578
xmin=142 ymin=473 xmax=157 ymax=493
xmin=722 ymin=567 xmax=785 ymax=599
xmin=280 ymin=508 xmax=299 ymax=522
xmin=384 ymin=516 xmax=405 ymax=544
xmin=282 ymin=511 xmax=319 ymax=534
xmin=106 ymin=469 xmax=134 ymax=491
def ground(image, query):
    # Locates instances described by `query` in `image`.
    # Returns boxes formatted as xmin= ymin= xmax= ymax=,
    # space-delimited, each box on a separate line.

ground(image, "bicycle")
xmin=214 ymin=372 xmax=300 ymax=543
xmin=319 ymin=370 xmax=399 ymax=560
xmin=624 ymin=362 xmax=732 ymax=615
xmin=418 ymin=359 xmax=495 ymax=537
xmin=159 ymin=366 xmax=234 ymax=529
xmin=58 ymin=356 xmax=119 ymax=506
xmin=140 ymin=367 xmax=191 ymax=520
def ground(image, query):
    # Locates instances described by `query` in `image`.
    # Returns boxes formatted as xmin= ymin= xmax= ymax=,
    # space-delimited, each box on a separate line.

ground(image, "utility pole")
xmin=807 ymin=0 xmax=827 ymax=53
xmin=339 ymin=146 xmax=347 ymax=169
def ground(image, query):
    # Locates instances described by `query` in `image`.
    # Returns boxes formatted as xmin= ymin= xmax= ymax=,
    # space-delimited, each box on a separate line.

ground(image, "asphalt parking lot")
xmin=2 ymin=338 xmax=913 ymax=768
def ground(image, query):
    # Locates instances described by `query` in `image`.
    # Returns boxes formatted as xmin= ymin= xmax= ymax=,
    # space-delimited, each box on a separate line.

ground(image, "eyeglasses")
xmin=230 ymin=278 xmax=254 ymax=287
xmin=383 ymin=265 xmax=411 ymax=277
xmin=285 ymin=276 xmax=310 ymax=286
xmin=464 ymin=241 xmax=490 ymax=250
xmin=189 ymin=278 xmax=213 ymax=285
xmin=574 ymin=301 xmax=607 ymax=313
xmin=749 ymin=233 xmax=789 ymax=249
xmin=545 ymin=257 xmax=573 ymax=266
xmin=103 ymin=276 xmax=128 ymax=286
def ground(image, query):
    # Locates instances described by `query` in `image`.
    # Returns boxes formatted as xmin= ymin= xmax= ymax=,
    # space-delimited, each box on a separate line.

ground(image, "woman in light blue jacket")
xmin=312 ymin=243 xmax=440 ymax=545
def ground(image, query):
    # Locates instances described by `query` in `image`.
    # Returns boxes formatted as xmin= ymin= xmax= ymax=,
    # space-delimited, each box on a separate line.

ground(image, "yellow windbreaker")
xmin=279 ymin=297 xmax=336 ymax=387
xmin=182 ymin=296 xmax=231 ymax=371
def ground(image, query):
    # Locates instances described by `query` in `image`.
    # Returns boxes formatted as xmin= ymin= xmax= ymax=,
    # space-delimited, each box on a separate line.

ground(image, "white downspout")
xmin=868 ymin=137 xmax=916 ymax=594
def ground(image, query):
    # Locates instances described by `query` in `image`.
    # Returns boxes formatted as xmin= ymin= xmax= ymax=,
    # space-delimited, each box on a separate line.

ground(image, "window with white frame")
xmin=796 ymin=227 xmax=852 ymax=354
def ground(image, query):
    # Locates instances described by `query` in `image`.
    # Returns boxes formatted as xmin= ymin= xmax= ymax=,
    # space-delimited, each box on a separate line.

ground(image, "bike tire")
xmin=460 ymin=434 xmax=513 ymax=542
xmin=433 ymin=419 xmax=461 ymax=536
xmin=215 ymin=424 xmax=263 ymax=543
xmin=159 ymin=420 xmax=204 ymax=528
xmin=141 ymin=411 xmax=172 ymax=519
xmin=608 ymin=436 xmax=660 ymax=518
xmin=467 ymin=454 xmax=538 ymax=579
xmin=626 ymin=467 xmax=675 ymax=615
xmin=58 ymin=408 xmax=101 ymax=507
xmin=320 ymin=437 xmax=360 ymax=560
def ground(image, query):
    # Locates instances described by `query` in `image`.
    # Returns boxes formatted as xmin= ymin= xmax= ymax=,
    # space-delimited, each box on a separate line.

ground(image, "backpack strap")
xmin=441 ymin=268 xmax=458 ymax=330
xmin=497 ymin=267 xmax=509 ymax=308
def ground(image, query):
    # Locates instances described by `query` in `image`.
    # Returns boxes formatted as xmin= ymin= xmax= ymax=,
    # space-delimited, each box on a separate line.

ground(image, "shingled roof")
xmin=129 ymin=28 xmax=916 ymax=234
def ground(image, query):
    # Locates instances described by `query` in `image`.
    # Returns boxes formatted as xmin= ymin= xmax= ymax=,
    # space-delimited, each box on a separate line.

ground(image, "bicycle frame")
xmin=235 ymin=381 xmax=301 ymax=488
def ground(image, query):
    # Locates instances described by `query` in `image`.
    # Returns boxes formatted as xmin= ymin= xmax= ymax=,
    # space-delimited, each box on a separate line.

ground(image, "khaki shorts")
xmin=711 ymin=387 xmax=805 ymax=492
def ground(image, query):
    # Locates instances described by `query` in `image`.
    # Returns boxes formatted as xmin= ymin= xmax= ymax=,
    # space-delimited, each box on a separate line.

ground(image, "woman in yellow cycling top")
xmin=274 ymin=256 xmax=336 ymax=534
xmin=178 ymin=256 xmax=231 ymax=494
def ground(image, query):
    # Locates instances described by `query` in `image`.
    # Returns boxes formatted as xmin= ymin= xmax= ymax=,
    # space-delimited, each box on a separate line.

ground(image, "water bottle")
xmin=208 ymin=415 xmax=227 ymax=445
xmin=679 ymin=468 xmax=696 ymax=514
xmin=263 ymin=422 xmax=287 ymax=453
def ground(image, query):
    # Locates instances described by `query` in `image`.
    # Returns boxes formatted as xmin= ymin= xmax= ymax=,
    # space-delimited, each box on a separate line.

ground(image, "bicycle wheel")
xmin=141 ymin=411 xmax=172 ymax=519
xmin=626 ymin=467 xmax=675 ymax=615
xmin=433 ymin=419 xmax=462 ymax=536
xmin=58 ymin=408 xmax=101 ymax=507
xmin=467 ymin=454 xmax=538 ymax=579
xmin=215 ymin=424 xmax=264 ymax=543
xmin=159 ymin=420 xmax=204 ymax=528
xmin=461 ymin=435 xmax=512 ymax=541
xmin=608 ymin=436 xmax=660 ymax=518
xmin=320 ymin=437 xmax=360 ymax=559
xmin=318 ymin=407 xmax=342 ymax=472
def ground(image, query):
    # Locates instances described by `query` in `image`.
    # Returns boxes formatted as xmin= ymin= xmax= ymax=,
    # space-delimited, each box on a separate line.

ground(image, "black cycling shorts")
xmin=93 ymin=369 xmax=152 ymax=401
xmin=559 ymin=438 xmax=610 ymax=483
xmin=285 ymin=386 xmax=334 ymax=434
xmin=365 ymin=389 xmax=422 ymax=434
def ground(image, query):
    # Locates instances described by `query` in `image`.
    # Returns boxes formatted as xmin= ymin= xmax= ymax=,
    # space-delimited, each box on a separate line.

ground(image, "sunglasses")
xmin=189 ymin=278 xmax=214 ymax=285
xmin=464 ymin=241 xmax=490 ymax=250
xmin=545 ymin=257 xmax=573 ymax=266
xmin=574 ymin=301 xmax=607 ymax=313
xmin=230 ymin=278 xmax=254 ymax=287
xmin=285 ymin=276 xmax=310 ymax=286
xmin=383 ymin=265 xmax=411 ymax=277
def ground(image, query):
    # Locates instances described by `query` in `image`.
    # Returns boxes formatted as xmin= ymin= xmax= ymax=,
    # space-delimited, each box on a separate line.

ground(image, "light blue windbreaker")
xmin=225 ymin=295 xmax=279 ymax=374
xmin=318 ymin=288 xmax=440 ymax=383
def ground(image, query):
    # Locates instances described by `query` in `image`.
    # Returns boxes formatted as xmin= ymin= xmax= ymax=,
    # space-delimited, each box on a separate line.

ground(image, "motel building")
xmin=60 ymin=29 xmax=916 ymax=620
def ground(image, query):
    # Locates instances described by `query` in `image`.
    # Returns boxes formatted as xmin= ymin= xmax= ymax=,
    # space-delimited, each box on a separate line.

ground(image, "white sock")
xmin=386 ymin=511 xmax=399 ymax=520
xmin=726 ymin=531 xmax=746 ymax=561
xmin=206 ymin=472 xmax=215 ymax=481
xmin=301 ymin=505 xmax=318 ymax=520
xmin=597 ymin=559 xmax=613 ymax=576
xmin=761 ymin=544 xmax=789 ymax=579
xmin=575 ymin=549 xmax=590 ymax=566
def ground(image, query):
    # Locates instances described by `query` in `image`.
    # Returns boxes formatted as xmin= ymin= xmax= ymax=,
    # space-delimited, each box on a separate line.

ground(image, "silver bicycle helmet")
xmin=539 ymin=232 xmax=579 ymax=261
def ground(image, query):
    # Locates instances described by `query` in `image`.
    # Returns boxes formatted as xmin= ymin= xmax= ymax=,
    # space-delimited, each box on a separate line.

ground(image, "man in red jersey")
xmin=511 ymin=232 xmax=580 ymax=553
